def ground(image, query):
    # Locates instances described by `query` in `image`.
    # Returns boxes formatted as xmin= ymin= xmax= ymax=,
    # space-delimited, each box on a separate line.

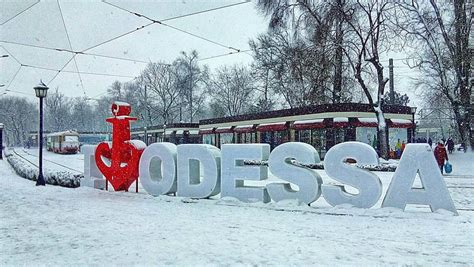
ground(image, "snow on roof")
xmin=333 ymin=117 xmax=348 ymax=122
xmin=391 ymin=119 xmax=412 ymax=123
xmin=294 ymin=119 xmax=324 ymax=124
xmin=216 ymin=126 xmax=233 ymax=130
xmin=113 ymin=101 xmax=130 ymax=106
xmin=47 ymin=130 xmax=79 ymax=137
xmin=258 ymin=122 xmax=286 ymax=126
xmin=235 ymin=125 xmax=254 ymax=128
xmin=359 ymin=118 xmax=378 ymax=123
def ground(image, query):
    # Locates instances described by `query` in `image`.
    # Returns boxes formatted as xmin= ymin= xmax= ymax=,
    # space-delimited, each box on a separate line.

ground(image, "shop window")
xmin=203 ymin=134 xmax=215 ymax=146
xmin=219 ymin=133 xmax=234 ymax=147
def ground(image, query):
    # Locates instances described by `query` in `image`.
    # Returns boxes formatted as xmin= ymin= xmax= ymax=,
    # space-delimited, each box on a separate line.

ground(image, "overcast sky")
xmin=0 ymin=0 xmax=420 ymax=106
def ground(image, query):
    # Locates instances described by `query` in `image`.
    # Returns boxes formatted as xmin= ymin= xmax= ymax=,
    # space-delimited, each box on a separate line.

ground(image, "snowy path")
xmin=1 ymin=157 xmax=473 ymax=265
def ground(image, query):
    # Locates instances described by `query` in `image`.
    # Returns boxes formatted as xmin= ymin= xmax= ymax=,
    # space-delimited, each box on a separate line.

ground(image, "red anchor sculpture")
xmin=95 ymin=102 xmax=146 ymax=191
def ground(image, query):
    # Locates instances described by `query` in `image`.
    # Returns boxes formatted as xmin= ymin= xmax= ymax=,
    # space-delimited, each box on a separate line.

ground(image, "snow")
xmin=333 ymin=117 xmax=348 ymax=122
xmin=1 ymin=149 xmax=473 ymax=265
xmin=235 ymin=124 xmax=254 ymax=128
xmin=4 ymin=149 xmax=81 ymax=188
xmin=294 ymin=119 xmax=324 ymax=124
xmin=358 ymin=117 xmax=378 ymax=123
xmin=46 ymin=130 xmax=79 ymax=137
xmin=113 ymin=101 xmax=130 ymax=106
xmin=127 ymin=139 xmax=147 ymax=150
xmin=391 ymin=119 xmax=412 ymax=124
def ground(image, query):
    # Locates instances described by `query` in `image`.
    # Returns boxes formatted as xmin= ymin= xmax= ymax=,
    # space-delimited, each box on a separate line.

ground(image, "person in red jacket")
xmin=434 ymin=141 xmax=449 ymax=174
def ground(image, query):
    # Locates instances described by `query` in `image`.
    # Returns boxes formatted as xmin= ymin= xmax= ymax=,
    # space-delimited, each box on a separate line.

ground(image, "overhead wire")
xmin=57 ymin=0 xmax=86 ymax=96
xmin=47 ymin=55 xmax=76 ymax=84
xmin=0 ymin=40 xmax=156 ymax=65
xmin=0 ymin=45 xmax=22 ymax=65
xmin=3 ymin=65 xmax=22 ymax=92
xmin=198 ymin=49 xmax=252 ymax=61
xmin=2 ymin=1 xmax=254 ymax=97
xmin=0 ymin=0 xmax=40 ymax=26
xmin=21 ymin=64 xmax=135 ymax=78
xmin=101 ymin=1 xmax=243 ymax=52
xmin=81 ymin=22 xmax=155 ymax=53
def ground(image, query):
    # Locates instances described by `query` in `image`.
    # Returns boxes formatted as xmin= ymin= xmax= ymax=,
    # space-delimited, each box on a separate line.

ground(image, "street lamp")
xmin=34 ymin=80 xmax=49 ymax=186
xmin=144 ymin=126 xmax=148 ymax=145
xmin=163 ymin=124 xmax=166 ymax=142
xmin=0 ymin=123 xmax=4 ymax=160
xmin=411 ymin=106 xmax=417 ymax=143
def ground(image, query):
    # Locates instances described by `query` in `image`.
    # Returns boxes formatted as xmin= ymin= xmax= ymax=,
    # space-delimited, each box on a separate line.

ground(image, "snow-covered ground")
xmin=1 ymin=149 xmax=473 ymax=265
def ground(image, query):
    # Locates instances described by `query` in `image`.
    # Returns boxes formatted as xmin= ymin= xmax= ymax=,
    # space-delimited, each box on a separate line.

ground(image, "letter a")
xmin=382 ymin=144 xmax=458 ymax=215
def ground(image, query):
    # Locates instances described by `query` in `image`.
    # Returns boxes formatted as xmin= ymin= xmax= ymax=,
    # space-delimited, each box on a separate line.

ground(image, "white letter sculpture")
xmin=382 ymin=144 xmax=458 ymax=215
xmin=82 ymin=145 xmax=105 ymax=189
xmin=267 ymin=142 xmax=323 ymax=205
xmin=221 ymin=144 xmax=271 ymax=203
xmin=177 ymin=144 xmax=221 ymax=198
xmin=322 ymin=142 xmax=382 ymax=208
xmin=139 ymin=143 xmax=177 ymax=196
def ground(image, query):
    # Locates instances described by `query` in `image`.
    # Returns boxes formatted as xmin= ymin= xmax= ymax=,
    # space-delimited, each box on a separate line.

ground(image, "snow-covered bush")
xmin=244 ymin=159 xmax=398 ymax=172
xmin=4 ymin=149 xmax=82 ymax=188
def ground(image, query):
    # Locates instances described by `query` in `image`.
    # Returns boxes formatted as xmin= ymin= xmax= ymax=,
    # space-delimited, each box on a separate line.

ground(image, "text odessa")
xmin=84 ymin=142 xmax=458 ymax=215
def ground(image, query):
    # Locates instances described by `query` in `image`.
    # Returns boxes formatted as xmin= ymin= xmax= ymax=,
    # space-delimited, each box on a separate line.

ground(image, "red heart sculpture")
xmin=95 ymin=141 xmax=144 ymax=191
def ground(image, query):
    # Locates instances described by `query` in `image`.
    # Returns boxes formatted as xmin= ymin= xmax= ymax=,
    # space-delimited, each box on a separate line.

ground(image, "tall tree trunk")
xmin=332 ymin=0 xmax=344 ymax=103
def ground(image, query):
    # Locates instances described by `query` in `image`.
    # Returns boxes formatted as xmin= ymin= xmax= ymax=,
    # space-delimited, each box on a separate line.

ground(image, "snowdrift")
xmin=4 ymin=149 xmax=82 ymax=188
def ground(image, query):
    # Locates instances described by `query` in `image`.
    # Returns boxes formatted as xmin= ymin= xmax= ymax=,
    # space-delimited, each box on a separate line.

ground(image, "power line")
xmin=160 ymin=1 xmax=251 ymax=22
xmin=198 ymin=49 xmax=252 ymax=61
xmin=3 ymin=89 xmax=34 ymax=96
xmin=47 ymin=55 xmax=76 ymax=85
xmin=81 ymin=22 xmax=155 ymax=52
xmin=0 ymin=45 xmax=22 ymax=65
xmin=0 ymin=0 xmax=40 ymax=26
xmin=21 ymin=64 xmax=135 ymax=78
xmin=4 ymin=65 xmax=22 ymax=92
xmin=102 ymin=1 xmax=242 ymax=52
xmin=57 ymin=0 xmax=86 ymax=96
xmin=0 ymin=40 xmax=157 ymax=65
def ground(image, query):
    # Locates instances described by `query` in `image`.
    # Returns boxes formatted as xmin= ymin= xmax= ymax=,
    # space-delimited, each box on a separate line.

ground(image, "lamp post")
xmin=163 ymin=124 xmax=166 ymax=142
xmin=411 ymin=106 xmax=417 ymax=143
xmin=0 ymin=123 xmax=4 ymax=160
xmin=144 ymin=126 xmax=148 ymax=145
xmin=34 ymin=80 xmax=48 ymax=186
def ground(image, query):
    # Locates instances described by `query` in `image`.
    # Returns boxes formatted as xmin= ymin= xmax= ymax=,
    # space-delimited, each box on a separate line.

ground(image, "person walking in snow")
xmin=446 ymin=138 xmax=454 ymax=154
xmin=395 ymin=139 xmax=402 ymax=158
xmin=428 ymin=137 xmax=433 ymax=148
xmin=434 ymin=141 xmax=449 ymax=174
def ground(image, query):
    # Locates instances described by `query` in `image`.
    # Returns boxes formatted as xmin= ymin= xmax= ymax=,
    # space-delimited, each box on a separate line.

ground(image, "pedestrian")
xmin=428 ymin=137 xmax=432 ymax=148
xmin=395 ymin=139 xmax=402 ymax=158
xmin=401 ymin=140 xmax=406 ymax=153
xmin=434 ymin=141 xmax=449 ymax=174
xmin=447 ymin=137 xmax=454 ymax=154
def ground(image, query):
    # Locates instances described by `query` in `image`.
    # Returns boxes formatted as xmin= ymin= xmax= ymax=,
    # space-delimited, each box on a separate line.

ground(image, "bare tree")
xmin=0 ymin=96 xmax=37 ymax=146
xmin=71 ymin=97 xmax=95 ymax=131
xmin=45 ymin=88 xmax=72 ymax=132
xmin=209 ymin=65 xmax=255 ymax=117
xmin=174 ymin=50 xmax=209 ymax=122
xmin=395 ymin=0 xmax=472 ymax=150
xmin=107 ymin=81 xmax=124 ymax=101
xmin=256 ymin=0 xmax=350 ymax=103
xmin=140 ymin=62 xmax=181 ymax=124
xmin=341 ymin=0 xmax=394 ymax=158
